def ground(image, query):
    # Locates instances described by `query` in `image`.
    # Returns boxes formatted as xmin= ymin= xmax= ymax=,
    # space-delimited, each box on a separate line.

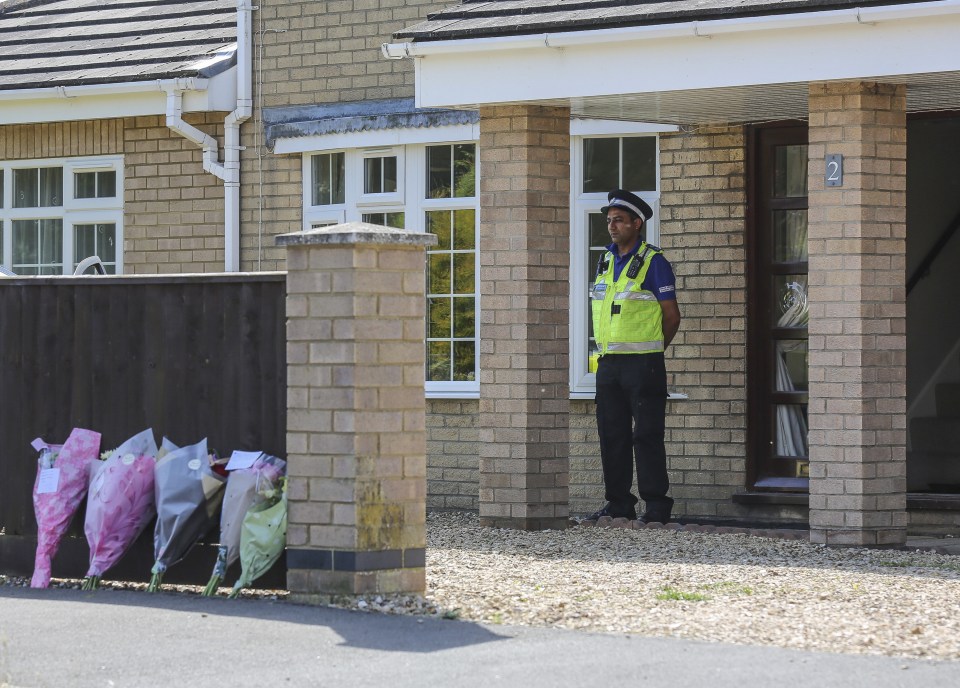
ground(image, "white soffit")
xmin=401 ymin=3 xmax=960 ymax=124
xmin=0 ymin=68 xmax=236 ymax=126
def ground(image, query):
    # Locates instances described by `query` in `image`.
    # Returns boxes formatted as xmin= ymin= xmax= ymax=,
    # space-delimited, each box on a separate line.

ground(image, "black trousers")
xmin=595 ymin=352 xmax=672 ymax=516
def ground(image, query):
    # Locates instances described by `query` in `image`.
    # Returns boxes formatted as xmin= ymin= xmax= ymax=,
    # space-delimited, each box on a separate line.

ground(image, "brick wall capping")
xmin=276 ymin=222 xmax=438 ymax=248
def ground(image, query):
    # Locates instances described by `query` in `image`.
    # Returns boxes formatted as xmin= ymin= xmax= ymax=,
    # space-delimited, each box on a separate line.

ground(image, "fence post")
xmin=277 ymin=222 xmax=437 ymax=602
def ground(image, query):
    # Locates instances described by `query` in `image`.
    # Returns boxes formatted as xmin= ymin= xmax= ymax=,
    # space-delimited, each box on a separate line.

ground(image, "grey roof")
xmin=263 ymin=98 xmax=479 ymax=149
xmin=393 ymin=0 xmax=919 ymax=41
xmin=0 ymin=0 xmax=236 ymax=91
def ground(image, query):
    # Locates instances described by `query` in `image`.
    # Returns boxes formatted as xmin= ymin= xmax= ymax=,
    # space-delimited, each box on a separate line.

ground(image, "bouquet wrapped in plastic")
xmin=30 ymin=428 xmax=101 ymax=588
xmin=202 ymin=452 xmax=286 ymax=596
xmin=230 ymin=478 xmax=287 ymax=598
xmin=147 ymin=438 xmax=227 ymax=592
xmin=81 ymin=429 xmax=160 ymax=590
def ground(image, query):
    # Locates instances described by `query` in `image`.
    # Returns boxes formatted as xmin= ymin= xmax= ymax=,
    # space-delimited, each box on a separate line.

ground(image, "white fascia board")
xmin=403 ymin=2 xmax=960 ymax=108
xmin=274 ymin=122 xmax=480 ymax=155
xmin=0 ymin=73 xmax=233 ymax=126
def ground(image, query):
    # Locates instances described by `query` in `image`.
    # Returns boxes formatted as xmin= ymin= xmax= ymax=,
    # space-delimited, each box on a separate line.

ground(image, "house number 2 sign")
xmin=825 ymin=154 xmax=843 ymax=187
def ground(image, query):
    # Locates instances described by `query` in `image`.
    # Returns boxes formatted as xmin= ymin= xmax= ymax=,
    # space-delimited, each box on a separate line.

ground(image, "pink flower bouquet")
xmin=81 ymin=428 xmax=159 ymax=590
xmin=30 ymin=428 xmax=102 ymax=588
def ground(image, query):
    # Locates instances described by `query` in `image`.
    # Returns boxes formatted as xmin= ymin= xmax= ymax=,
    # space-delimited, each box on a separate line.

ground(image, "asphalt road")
xmin=1 ymin=586 xmax=957 ymax=688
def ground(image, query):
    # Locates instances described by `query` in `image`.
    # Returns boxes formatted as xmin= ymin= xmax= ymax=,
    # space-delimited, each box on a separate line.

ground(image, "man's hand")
xmin=660 ymin=299 xmax=681 ymax=348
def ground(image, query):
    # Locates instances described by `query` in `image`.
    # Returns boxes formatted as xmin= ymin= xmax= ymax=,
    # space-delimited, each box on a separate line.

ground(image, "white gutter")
xmin=1 ymin=78 xmax=205 ymax=101
xmin=382 ymin=0 xmax=960 ymax=58
xmin=163 ymin=0 xmax=252 ymax=272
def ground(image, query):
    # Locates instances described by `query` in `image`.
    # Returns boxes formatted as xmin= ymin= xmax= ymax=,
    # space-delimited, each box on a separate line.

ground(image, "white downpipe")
xmin=163 ymin=0 xmax=252 ymax=272
xmin=223 ymin=0 xmax=254 ymax=273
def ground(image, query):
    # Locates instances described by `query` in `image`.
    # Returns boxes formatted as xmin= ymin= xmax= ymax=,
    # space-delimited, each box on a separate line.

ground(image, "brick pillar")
xmin=477 ymin=105 xmax=570 ymax=530
xmin=807 ymin=82 xmax=908 ymax=546
xmin=277 ymin=222 xmax=436 ymax=601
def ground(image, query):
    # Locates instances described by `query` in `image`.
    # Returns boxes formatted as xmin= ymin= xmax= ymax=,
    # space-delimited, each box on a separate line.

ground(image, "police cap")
xmin=601 ymin=189 xmax=653 ymax=221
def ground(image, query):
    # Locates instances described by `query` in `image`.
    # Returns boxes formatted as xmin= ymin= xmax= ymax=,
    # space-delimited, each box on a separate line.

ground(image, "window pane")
xmin=453 ymin=144 xmax=475 ymax=198
xmin=775 ymin=340 xmax=808 ymax=392
xmin=428 ymin=297 xmax=451 ymax=339
xmin=622 ymin=137 xmax=657 ymax=191
xmin=13 ymin=169 xmax=38 ymax=208
xmin=361 ymin=212 xmax=405 ymax=229
xmin=364 ymin=157 xmax=383 ymax=194
xmin=453 ymin=297 xmax=475 ymax=338
xmin=13 ymin=219 xmax=62 ymax=272
xmin=774 ymin=145 xmax=808 ymax=198
xmin=12 ymin=220 xmax=37 ymax=263
xmin=311 ymin=153 xmax=345 ymax=205
xmin=426 ymin=210 xmax=451 ymax=249
xmin=75 ymin=223 xmax=96 ymax=259
xmin=588 ymin=212 xmax=608 ymax=249
xmin=39 ymin=168 xmax=62 ymax=206
xmin=453 ymin=341 xmax=475 ymax=381
xmin=383 ymin=156 xmax=398 ymax=193
xmin=426 ymin=145 xmax=452 ymax=198
xmin=427 ymin=340 xmax=451 ymax=381
xmin=772 ymin=209 xmax=808 ymax=263
xmin=452 ymin=209 xmax=474 ymax=250
xmin=39 ymin=219 xmax=62 ymax=264
xmin=583 ymin=138 xmax=618 ymax=193
xmin=428 ymin=254 xmax=451 ymax=294
xmin=99 ymin=171 xmax=117 ymax=198
xmin=97 ymin=224 xmax=117 ymax=264
xmin=773 ymin=275 xmax=808 ymax=328
xmin=75 ymin=172 xmax=97 ymax=199
xmin=452 ymin=253 xmax=473 ymax=294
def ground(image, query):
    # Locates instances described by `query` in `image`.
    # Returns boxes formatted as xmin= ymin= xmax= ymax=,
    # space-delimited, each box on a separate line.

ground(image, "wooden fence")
xmin=0 ymin=274 xmax=287 ymax=586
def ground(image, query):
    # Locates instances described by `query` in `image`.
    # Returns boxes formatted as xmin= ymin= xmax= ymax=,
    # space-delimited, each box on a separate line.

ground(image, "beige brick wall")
xmin=239 ymin=0 xmax=450 ymax=272
xmin=0 ymin=116 xmax=227 ymax=274
xmin=124 ymin=114 xmax=226 ymax=273
xmin=426 ymin=400 xmax=480 ymax=511
xmin=657 ymin=125 xmax=753 ymax=520
xmin=254 ymin=0 xmax=445 ymax=110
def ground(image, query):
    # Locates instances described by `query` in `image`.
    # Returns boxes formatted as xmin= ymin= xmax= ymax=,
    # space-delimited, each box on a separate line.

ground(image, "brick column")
xmin=477 ymin=105 xmax=570 ymax=530
xmin=277 ymin=222 xmax=436 ymax=601
xmin=807 ymin=82 xmax=907 ymax=546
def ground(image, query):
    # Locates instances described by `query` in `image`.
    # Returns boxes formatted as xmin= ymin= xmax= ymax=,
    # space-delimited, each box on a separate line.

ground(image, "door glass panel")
xmin=773 ymin=275 xmax=808 ymax=329
xmin=774 ymin=404 xmax=809 ymax=457
xmin=773 ymin=145 xmax=808 ymax=198
xmin=772 ymin=209 xmax=808 ymax=262
xmin=775 ymin=340 xmax=808 ymax=392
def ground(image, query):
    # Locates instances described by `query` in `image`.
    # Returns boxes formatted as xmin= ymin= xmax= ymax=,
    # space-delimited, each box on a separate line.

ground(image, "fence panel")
xmin=0 ymin=274 xmax=287 ymax=586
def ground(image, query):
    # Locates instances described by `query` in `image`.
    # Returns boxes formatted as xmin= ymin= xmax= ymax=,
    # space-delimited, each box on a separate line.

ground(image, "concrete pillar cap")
xmin=276 ymin=222 xmax=438 ymax=248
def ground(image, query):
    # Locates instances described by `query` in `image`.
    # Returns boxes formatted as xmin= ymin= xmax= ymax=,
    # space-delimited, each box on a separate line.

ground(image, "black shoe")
xmin=585 ymin=504 xmax=637 ymax=521
xmin=639 ymin=509 xmax=671 ymax=524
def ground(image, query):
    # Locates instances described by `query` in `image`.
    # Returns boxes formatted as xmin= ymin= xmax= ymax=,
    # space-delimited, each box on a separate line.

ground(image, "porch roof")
xmin=394 ymin=0 xmax=916 ymax=41
xmin=387 ymin=0 xmax=960 ymax=125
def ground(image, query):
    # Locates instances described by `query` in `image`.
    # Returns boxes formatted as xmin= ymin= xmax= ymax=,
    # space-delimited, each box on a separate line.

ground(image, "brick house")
xmin=6 ymin=0 xmax=960 ymax=544
xmin=254 ymin=0 xmax=960 ymax=544
xmin=0 ymin=0 xmax=246 ymax=275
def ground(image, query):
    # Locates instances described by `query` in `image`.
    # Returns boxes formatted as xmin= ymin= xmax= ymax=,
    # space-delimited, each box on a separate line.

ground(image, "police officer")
xmin=587 ymin=189 xmax=681 ymax=524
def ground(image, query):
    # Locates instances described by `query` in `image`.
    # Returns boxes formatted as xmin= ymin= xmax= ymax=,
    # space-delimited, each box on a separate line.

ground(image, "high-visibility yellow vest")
xmin=591 ymin=243 xmax=665 ymax=356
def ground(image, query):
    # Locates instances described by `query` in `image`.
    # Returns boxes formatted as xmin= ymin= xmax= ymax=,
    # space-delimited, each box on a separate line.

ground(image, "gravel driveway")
xmin=4 ymin=511 xmax=959 ymax=661
xmin=424 ymin=512 xmax=960 ymax=661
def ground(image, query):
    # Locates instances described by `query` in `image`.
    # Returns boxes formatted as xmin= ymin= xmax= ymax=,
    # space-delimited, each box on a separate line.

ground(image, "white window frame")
xmin=358 ymin=146 xmax=404 ymax=206
xmin=0 ymin=155 xmax=124 ymax=275
xmin=569 ymin=134 xmax=661 ymax=397
xmin=301 ymin=136 xmax=481 ymax=398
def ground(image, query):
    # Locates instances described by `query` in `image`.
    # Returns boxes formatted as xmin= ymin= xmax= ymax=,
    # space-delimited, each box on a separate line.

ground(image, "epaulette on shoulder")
xmin=646 ymin=244 xmax=662 ymax=252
